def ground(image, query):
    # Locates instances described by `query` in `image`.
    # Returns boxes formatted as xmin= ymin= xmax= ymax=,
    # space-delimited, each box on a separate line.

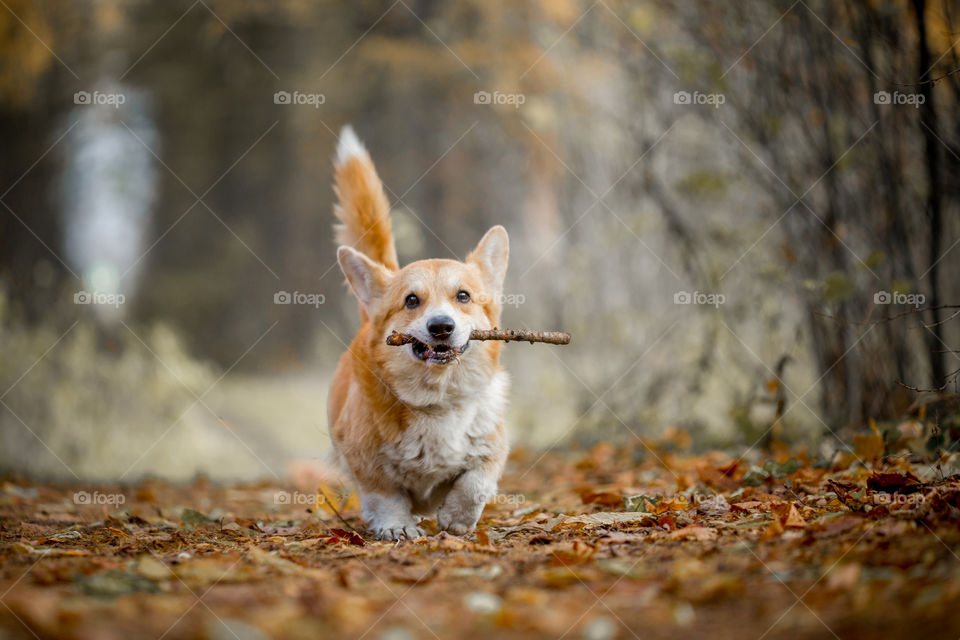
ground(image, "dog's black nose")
xmin=427 ymin=315 xmax=456 ymax=339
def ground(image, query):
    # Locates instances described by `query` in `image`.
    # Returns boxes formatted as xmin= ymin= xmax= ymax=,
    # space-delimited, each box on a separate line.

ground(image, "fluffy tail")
xmin=333 ymin=126 xmax=398 ymax=271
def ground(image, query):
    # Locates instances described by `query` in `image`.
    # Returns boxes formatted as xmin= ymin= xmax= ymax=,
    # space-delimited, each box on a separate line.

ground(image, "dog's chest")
xmin=380 ymin=372 xmax=507 ymax=489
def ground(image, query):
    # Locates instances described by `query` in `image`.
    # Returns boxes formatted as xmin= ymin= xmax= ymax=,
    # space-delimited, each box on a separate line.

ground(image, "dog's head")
xmin=337 ymin=226 xmax=508 ymax=368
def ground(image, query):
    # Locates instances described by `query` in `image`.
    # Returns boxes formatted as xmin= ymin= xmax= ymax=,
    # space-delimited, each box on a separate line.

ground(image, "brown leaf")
xmin=549 ymin=540 xmax=597 ymax=566
xmin=731 ymin=501 xmax=763 ymax=514
xmin=12 ymin=542 xmax=90 ymax=557
xmin=761 ymin=519 xmax=785 ymax=540
xmin=771 ymin=502 xmax=807 ymax=528
xmin=579 ymin=490 xmax=623 ymax=508
xmin=867 ymin=471 xmax=922 ymax=493
xmin=697 ymin=494 xmax=731 ymax=515
xmin=669 ymin=526 xmax=718 ymax=541
xmin=717 ymin=461 xmax=740 ymax=477
xmin=657 ymin=514 xmax=676 ymax=531
xmin=555 ymin=512 xmax=656 ymax=530
xmin=326 ymin=528 xmax=365 ymax=546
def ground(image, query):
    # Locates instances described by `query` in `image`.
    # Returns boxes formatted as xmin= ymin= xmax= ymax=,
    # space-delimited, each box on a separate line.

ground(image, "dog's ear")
xmin=337 ymin=246 xmax=392 ymax=312
xmin=467 ymin=225 xmax=509 ymax=294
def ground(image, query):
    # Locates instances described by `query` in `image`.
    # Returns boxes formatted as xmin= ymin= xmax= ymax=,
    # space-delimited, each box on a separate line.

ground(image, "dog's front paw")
xmin=375 ymin=523 xmax=424 ymax=541
xmin=437 ymin=507 xmax=479 ymax=536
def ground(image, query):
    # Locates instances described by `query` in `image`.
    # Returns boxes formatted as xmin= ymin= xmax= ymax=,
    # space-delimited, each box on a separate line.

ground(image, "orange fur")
xmin=333 ymin=146 xmax=398 ymax=272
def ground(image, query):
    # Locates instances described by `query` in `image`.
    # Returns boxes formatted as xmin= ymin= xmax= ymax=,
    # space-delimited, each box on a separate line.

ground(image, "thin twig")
xmin=896 ymin=379 xmax=950 ymax=393
xmin=315 ymin=487 xmax=359 ymax=533
xmin=816 ymin=304 xmax=960 ymax=327
xmin=897 ymin=365 xmax=960 ymax=394
xmin=386 ymin=328 xmax=571 ymax=346
xmin=893 ymin=67 xmax=960 ymax=87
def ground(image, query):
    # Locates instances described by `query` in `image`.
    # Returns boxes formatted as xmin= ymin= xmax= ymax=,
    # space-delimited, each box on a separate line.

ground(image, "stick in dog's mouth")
xmin=407 ymin=336 xmax=467 ymax=364
xmin=386 ymin=329 xmax=571 ymax=347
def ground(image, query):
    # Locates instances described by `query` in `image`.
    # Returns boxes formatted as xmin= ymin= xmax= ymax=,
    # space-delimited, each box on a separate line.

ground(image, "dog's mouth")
xmin=408 ymin=337 xmax=469 ymax=364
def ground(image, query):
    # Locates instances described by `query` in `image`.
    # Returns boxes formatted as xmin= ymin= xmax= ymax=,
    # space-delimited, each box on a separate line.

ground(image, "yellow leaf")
xmin=853 ymin=421 xmax=884 ymax=461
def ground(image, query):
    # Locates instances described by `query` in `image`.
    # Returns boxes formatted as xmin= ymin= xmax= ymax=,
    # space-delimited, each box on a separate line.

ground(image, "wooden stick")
xmin=386 ymin=328 xmax=570 ymax=346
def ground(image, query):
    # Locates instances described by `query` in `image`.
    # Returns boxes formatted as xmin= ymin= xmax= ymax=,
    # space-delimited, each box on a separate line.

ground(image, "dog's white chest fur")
xmin=380 ymin=370 xmax=508 ymax=508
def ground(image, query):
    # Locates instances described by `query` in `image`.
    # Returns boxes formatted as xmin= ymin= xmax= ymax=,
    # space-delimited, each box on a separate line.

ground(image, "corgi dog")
xmin=328 ymin=126 xmax=510 ymax=540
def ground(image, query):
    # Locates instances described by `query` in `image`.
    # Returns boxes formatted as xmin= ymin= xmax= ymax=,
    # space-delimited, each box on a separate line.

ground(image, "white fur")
xmin=438 ymin=468 xmax=499 ymax=534
xmin=364 ymin=370 xmax=509 ymax=536
xmin=336 ymin=125 xmax=367 ymax=165
xmin=361 ymin=492 xmax=424 ymax=540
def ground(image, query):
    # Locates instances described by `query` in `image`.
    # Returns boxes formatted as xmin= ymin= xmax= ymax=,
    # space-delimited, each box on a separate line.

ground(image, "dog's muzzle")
xmin=408 ymin=336 xmax=470 ymax=364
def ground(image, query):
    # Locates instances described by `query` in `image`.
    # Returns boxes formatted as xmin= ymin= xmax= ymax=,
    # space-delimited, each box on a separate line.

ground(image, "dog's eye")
xmin=405 ymin=294 xmax=420 ymax=309
xmin=456 ymin=290 xmax=470 ymax=303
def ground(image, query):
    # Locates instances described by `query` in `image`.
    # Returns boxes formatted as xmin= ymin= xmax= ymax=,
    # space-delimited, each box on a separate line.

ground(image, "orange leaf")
xmin=476 ymin=529 xmax=491 ymax=546
xmin=772 ymin=502 xmax=806 ymax=528
xmin=657 ymin=514 xmax=676 ymax=531
xmin=853 ymin=420 xmax=884 ymax=461
xmin=579 ymin=490 xmax=623 ymax=508
xmin=731 ymin=501 xmax=763 ymax=514
xmin=669 ymin=526 xmax=718 ymax=542
xmin=761 ymin=519 xmax=785 ymax=540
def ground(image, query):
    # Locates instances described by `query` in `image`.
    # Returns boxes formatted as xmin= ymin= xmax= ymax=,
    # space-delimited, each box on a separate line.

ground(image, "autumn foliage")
xmin=2 ymin=432 xmax=959 ymax=639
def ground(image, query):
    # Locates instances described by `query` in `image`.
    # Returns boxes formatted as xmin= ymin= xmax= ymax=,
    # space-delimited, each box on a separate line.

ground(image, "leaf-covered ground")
xmin=2 ymin=437 xmax=959 ymax=640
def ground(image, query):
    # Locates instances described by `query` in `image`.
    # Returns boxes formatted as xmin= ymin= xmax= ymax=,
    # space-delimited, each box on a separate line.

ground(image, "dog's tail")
xmin=332 ymin=125 xmax=398 ymax=271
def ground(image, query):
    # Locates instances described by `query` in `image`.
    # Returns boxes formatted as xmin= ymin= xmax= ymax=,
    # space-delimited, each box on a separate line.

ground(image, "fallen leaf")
xmin=853 ymin=421 xmax=884 ymax=461
xmin=623 ymin=494 xmax=659 ymax=512
xmin=731 ymin=501 xmax=763 ymax=514
xmin=867 ymin=471 xmax=922 ymax=493
xmin=762 ymin=519 xmax=785 ymax=540
xmin=554 ymin=512 xmax=656 ymax=530
xmin=326 ymin=528 xmax=365 ymax=546
xmin=476 ymin=528 xmax=491 ymax=546
xmin=771 ymin=503 xmax=806 ymax=528
xmin=579 ymin=490 xmax=623 ymax=508
xmin=12 ymin=542 xmax=90 ymax=557
xmin=669 ymin=526 xmax=718 ymax=541
xmin=549 ymin=540 xmax=596 ymax=565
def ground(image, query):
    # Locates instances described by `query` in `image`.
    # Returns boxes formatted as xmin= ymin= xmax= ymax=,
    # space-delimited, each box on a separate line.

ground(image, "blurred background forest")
xmin=1 ymin=0 xmax=959 ymax=481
